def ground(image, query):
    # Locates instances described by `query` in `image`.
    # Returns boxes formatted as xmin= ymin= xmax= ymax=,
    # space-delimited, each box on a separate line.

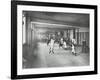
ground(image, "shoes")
xmin=72 ymin=52 xmax=77 ymax=56
xmin=49 ymin=50 xmax=54 ymax=54
xmin=75 ymin=53 xmax=77 ymax=56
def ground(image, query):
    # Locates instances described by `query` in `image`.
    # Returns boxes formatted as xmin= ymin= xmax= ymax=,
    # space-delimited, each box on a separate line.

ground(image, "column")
xmin=70 ymin=29 xmax=73 ymax=39
xmin=73 ymin=29 xmax=75 ymax=39
xmin=77 ymin=29 xmax=79 ymax=45
xmin=64 ymin=31 xmax=67 ymax=38
xmin=22 ymin=12 xmax=26 ymax=44
xmin=26 ymin=15 xmax=31 ymax=45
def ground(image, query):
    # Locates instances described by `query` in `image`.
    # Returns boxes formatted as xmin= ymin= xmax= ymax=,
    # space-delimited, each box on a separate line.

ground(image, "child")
xmin=71 ymin=38 xmax=77 ymax=56
xmin=59 ymin=38 xmax=64 ymax=48
xmin=49 ymin=37 xmax=55 ymax=54
xmin=63 ymin=41 xmax=67 ymax=49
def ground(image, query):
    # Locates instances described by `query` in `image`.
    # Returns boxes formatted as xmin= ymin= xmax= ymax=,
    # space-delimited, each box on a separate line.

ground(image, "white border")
xmin=17 ymin=5 xmax=94 ymax=75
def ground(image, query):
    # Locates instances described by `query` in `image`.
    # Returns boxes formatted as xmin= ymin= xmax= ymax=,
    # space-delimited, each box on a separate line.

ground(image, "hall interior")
xmin=22 ymin=11 xmax=90 ymax=68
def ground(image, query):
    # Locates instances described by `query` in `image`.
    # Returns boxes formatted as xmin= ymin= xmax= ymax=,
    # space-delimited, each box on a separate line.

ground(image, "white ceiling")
xmin=25 ymin=11 xmax=89 ymax=27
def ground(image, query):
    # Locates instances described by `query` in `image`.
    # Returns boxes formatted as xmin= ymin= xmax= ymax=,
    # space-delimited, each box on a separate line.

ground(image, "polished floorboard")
xmin=23 ymin=42 xmax=89 ymax=69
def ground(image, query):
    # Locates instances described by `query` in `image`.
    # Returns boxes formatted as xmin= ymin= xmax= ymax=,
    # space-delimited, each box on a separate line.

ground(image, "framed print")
xmin=11 ymin=1 xmax=97 ymax=79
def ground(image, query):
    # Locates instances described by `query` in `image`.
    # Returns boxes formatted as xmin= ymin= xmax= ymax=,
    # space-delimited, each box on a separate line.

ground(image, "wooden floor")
xmin=23 ymin=42 xmax=89 ymax=69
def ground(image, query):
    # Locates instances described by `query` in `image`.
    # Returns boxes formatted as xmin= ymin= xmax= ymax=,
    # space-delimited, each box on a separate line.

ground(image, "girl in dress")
xmin=49 ymin=37 xmax=55 ymax=54
xmin=71 ymin=38 xmax=77 ymax=56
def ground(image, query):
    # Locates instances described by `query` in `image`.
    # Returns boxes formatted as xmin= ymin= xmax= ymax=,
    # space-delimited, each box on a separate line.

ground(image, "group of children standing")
xmin=47 ymin=35 xmax=77 ymax=56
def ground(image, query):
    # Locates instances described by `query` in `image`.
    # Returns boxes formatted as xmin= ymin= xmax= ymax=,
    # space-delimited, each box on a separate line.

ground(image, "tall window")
xmin=22 ymin=13 xmax=26 ymax=44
